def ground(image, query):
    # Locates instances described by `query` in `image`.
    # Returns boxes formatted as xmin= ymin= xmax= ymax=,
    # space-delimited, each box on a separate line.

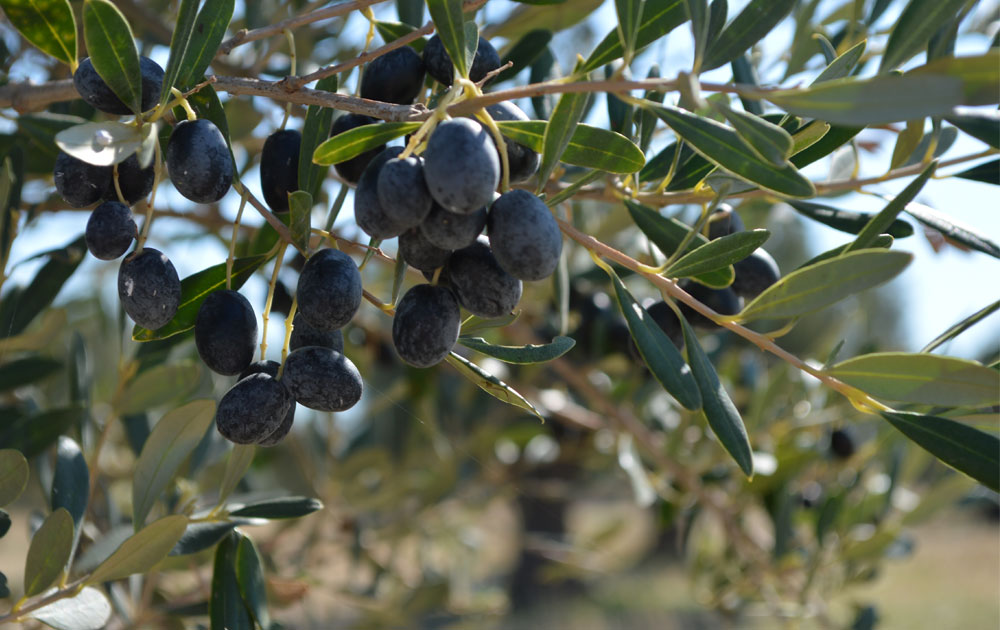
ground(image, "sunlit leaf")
xmin=829 ymin=353 xmax=999 ymax=407
xmin=312 ymin=122 xmax=419 ymax=166
xmin=495 ymin=120 xmax=644 ymax=173
xmin=24 ymin=508 xmax=74 ymax=596
xmin=82 ymin=0 xmax=141 ymax=114
xmin=880 ymin=0 xmax=969 ymax=72
xmin=446 ymin=352 xmax=543 ymax=418
xmin=702 ymin=0 xmax=795 ymax=70
xmin=29 ymin=586 xmax=111 ymax=630
xmin=0 ymin=0 xmax=76 ymax=66
xmin=426 ymin=0 xmax=468 ymax=78
xmin=666 ymin=229 xmax=770 ymax=279
xmin=458 ymin=335 xmax=575 ymax=364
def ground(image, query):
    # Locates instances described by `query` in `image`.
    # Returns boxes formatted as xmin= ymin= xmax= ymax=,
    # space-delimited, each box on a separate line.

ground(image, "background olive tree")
xmin=0 ymin=0 xmax=997 ymax=628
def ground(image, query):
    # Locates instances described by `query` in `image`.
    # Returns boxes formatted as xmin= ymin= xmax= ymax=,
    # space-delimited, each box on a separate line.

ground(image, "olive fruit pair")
xmin=54 ymin=151 xmax=156 ymax=209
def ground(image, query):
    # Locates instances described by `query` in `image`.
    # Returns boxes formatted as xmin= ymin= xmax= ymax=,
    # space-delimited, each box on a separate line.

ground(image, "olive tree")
xmin=0 ymin=0 xmax=996 ymax=628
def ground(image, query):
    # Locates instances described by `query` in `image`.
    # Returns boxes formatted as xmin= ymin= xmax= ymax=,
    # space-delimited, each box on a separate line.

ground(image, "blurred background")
xmin=0 ymin=1 xmax=997 ymax=628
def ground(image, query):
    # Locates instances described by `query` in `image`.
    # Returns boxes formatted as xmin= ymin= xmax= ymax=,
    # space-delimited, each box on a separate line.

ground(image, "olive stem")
xmin=170 ymin=88 xmax=198 ymax=121
xmin=133 ymin=140 xmax=163 ymax=254
xmin=277 ymin=297 xmax=298 ymax=380
xmin=259 ymin=242 xmax=288 ymax=361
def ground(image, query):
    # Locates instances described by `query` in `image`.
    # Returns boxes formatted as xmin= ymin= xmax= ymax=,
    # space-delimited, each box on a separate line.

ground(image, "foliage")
xmin=0 ymin=0 xmax=997 ymax=628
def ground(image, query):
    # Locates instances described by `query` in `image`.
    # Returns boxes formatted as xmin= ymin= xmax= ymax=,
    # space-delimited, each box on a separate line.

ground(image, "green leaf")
xmin=845 ymin=161 xmax=935 ymax=252
xmin=701 ymin=0 xmax=795 ymax=71
xmin=953 ymin=159 xmax=999 ymax=186
xmin=923 ymin=300 xmax=1000 ymax=353
xmin=229 ymin=496 xmax=323 ymax=520
xmin=210 ymin=532 xmax=252 ymax=630
xmin=86 ymin=515 xmax=188 ymax=584
xmin=681 ymin=318 xmax=752 ymax=476
xmin=0 ymin=356 xmax=62 ymax=392
xmin=799 ymin=236 xmax=894 ymax=269
xmin=82 ymin=0 xmax=141 ymax=114
xmin=376 ymin=21 xmax=424 ymax=52
xmin=767 ymin=54 xmax=1000 ymax=126
xmin=624 ymin=199 xmax=732 ymax=288
xmin=235 ymin=535 xmax=270 ymax=629
xmin=54 ymin=121 xmax=143 ymax=167
xmin=287 ymin=191 xmax=312 ymax=252
xmin=446 ymin=352 xmax=543 ymax=418
xmin=171 ymin=520 xmax=247 ymax=557
xmin=813 ymin=39 xmax=866 ymax=84
xmin=118 ymin=361 xmax=202 ymax=415
xmin=218 ymin=444 xmax=255 ymax=507
xmin=298 ymin=75 xmax=338 ymax=199
xmin=132 ymin=255 xmax=267 ymax=341
xmin=132 ymin=400 xmax=215 ymax=530
xmin=312 ymin=121 xmax=419 ymax=166
xmin=495 ymin=29 xmax=552 ymax=83
xmin=903 ymin=201 xmax=1000 ymax=259
xmin=645 ymin=102 xmax=815 ymax=197
xmin=496 ymin=120 xmax=644 ymax=173
xmin=788 ymin=201 xmax=913 ymax=238
xmin=0 ymin=0 xmax=76 ymax=66
xmin=426 ymin=0 xmax=468 ymax=78
xmin=491 ymin=0 xmax=602 ymax=41
xmin=790 ymin=124 xmax=863 ymax=168
xmin=685 ymin=0 xmax=709 ymax=69
xmin=458 ymin=335 xmax=575 ymax=364
xmin=0 ymin=449 xmax=28 ymax=507
xmin=175 ymin=0 xmax=236 ymax=88
xmin=537 ymin=78 xmax=589 ymax=187
xmin=880 ymin=0 xmax=969 ymax=72
xmin=29 ymin=586 xmax=111 ymax=630
xmin=461 ymin=21 xmax=479 ymax=76
xmin=615 ymin=0 xmax=645 ymax=61
xmin=0 ymin=235 xmax=86 ymax=339
xmin=0 ymin=148 xmax=23 ymax=265
xmin=666 ymin=229 xmax=770 ymax=279
xmin=714 ymin=103 xmax=794 ymax=166
xmin=882 ymin=411 xmax=999 ymax=491
xmin=0 ymin=406 xmax=85 ymax=459
xmin=157 ymin=0 xmax=199 ymax=105
xmin=945 ymin=109 xmax=1000 ymax=149
xmin=829 ymin=353 xmax=999 ymax=408
xmin=606 ymin=268 xmax=701 ymax=410
xmin=738 ymin=250 xmax=912 ymax=322
xmin=51 ymin=437 xmax=88 ymax=528
xmin=583 ymin=0 xmax=686 ymax=72
xmin=459 ymin=311 xmax=521 ymax=335
xmin=25 ymin=508 xmax=74 ymax=596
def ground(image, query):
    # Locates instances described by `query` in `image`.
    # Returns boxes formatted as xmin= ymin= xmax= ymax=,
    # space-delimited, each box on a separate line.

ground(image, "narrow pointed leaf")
xmin=25 ymin=508 xmax=74 ymax=596
xmin=767 ymin=54 xmax=1000 ymax=126
xmin=51 ymin=437 xmax=88 ymax=528
xmin=789 ymin=201 xmax=913 ymax=238
xmin=738 ymin=250 xmax=912 ymax=322
xmin=218 ymin=444 xmax=255 ymax=506
xmin=299 ymin=75 xmax=339 ymax=199
xmin=615 ymin=0 xmax=645 ymax=60
xmin=0 ymin=449 xmax=29 ymax=507
xmin=681 ymin=318 xmax=752 ymax=476
xmin=715 ymin=104 xmax=794 ymax=166
xmin=922 ymin=300 xmax=1000 ymax=353
xmin=132 ymin=255 xmax=267 ymax=341
xmin=625 ymin=199 xmax=733 ymax=287
xmin=170 ymin=520 xmax=252 ymax=556
xmin=800 ymin=236 xmax=895 ymax=269
xmin=845 ymin=161 xmax=935 ymax=252
xmin=646 ymin=102 xmax=815 ymax=197
xmin=157 ymin=0 xmax=199 ymax=104
xmin=953 ymin=159 xmax=999 ymax=186
xmin=813 ymin=40 xmax=866 ymax=84
xmin=0 ymin=0 xmax=77 ymax=66
xmin=426 ymin=0 xmax=468 ymax=78
xmin=584 ymin=0 xmax=687 ymax=72
xmin=945 ymin=109 xmax=1000 ymax=149
xmin=790 ymin=124 xmax=863 ymax=168
xmin=880 ymin=0 xmax=969 ymax=72
xmin=702 ymin=0 xmax=795 ymax=70
xmin=0 ymin=235 xmax=86 ymax=339
xmin=495 ymin=29 xmax=552 ymax=83
xmin=446 ymin=352 xmax=543 ymax=418
xmin=312 ymin=122 xmax=419 ymax=166
xmin=210 ymin=532 xmax=252 ymax=630
xmin=607 ymin=268 xmax=701 ymax=410
xmin=82 ymin=0 xmax=141 ymax=114
xmin=55 ymin=122 xmax=143 ymax=167
xmin=235 ymin=535 xmax=270 ymax=629
xmin=0 ymin=357 xmax=62 ymax=393
xmin=288 ymin=191 xmax=312 ymax=252
xmin=176 ymin=0 xmax=236 ymax=88
xmin=666 ymin=229 xmax=770 ymax=278
xmin=829 ymin=353 xmax=999 ymax=407
xmin=685 ymin=0 xmax=709 ymax=68
xmin=496 ymin=120 xmax=644 ymax=173
xmin=882 ymin=411 xmax=999 ymax=491
xmin=903 ymin=201 xmax=1000 ymax=259
xmin=229 ymin=497 xmax=323 ymax=520
xmin=86 ymin=515 xmax=188 ymax=584
xmin=537 ymin=82 xmax=588 ymax=187
xmin=29 ymin=586 xmax=111 ymax=630
xmin=133 ymin=400 xmax=215 ymax=530
xmin=458 ymin=335 xmax=575 ymax=364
